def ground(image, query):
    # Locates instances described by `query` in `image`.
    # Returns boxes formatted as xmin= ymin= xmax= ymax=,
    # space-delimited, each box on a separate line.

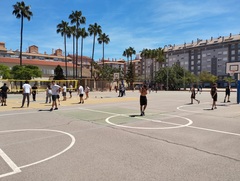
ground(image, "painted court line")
xmin=0 ymin=129 xmax=75 ymax=178
xmin=0 ymin=148 xmax=21 ymax=178
xmin=79 ymin=107 xmax=240 ymax=137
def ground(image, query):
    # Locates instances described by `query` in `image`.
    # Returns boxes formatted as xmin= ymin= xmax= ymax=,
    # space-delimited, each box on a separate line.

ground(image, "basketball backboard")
xmin=226 ymin=62 xmax=240 ymax=74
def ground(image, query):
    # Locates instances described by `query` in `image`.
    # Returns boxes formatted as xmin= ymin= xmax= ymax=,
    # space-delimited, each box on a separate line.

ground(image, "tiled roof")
xmin=0 ymin=57 xmax=74 ymax=67
xmin=0 ymin=57 xmax=91 ymax=77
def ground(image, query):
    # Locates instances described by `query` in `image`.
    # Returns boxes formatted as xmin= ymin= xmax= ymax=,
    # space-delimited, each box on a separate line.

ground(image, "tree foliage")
xmin=199 ymin=71 xmax=217 ymax=83
xmin=11 ymin=65 xmax=42 ymax=80
xmin=155 ymin=64 xmax=197 ymax=90
xmin=0 ymin=64 xmax=11 ymax=79
xmin=125 ymin=62 xmax=135 ymax=87
xmin=54 ymin=65 xmax=65 ymax=80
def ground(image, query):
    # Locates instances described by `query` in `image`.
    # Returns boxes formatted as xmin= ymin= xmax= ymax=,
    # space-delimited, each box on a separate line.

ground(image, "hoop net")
xmin=229 ymin=70 xmax=235 ymax=77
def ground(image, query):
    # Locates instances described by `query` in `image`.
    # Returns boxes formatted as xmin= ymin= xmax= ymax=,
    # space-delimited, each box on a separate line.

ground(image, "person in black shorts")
xmin=32 ymin=83 xmax=38 ymax=101
xmin=190 ymin=85 xmax=200 ymax=104
xmin=210 ymin=83 xmax=217 ymax=110
xmin=224 ymin=85 xmax=231 ymax=103
xmin=0 ymin=83 xmax=9 ymax=106
xmin=140 ymin=84 xmax=147 ymax=116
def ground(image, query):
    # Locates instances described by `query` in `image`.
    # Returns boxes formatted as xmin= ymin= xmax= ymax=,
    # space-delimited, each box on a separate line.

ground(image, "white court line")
xmin=0 ymin=149 xmax=21 ymax=178
xmin=0 ymin=129 xmax=75 ymax=178
xmin=105 ymin=114 xmax=193 ymax=130
xmin=177 ymin=102 xmax=211 ymax=113
xmin=188 ymin=125 xmax=240 ymax=137
xmin=79 ymin=107 xmax=240 ymax=136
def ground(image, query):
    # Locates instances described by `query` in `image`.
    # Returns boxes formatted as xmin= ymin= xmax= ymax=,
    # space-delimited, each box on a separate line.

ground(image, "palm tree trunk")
xmin=20 ymin=16 xmax=24 ymax=66
xmin=91 ymin=35 xmax=96 ymax=78
xmin=80 ymin=37 xmax=83 ymax=79
xmin=76 ymin=37 xmax=78 ymax=78
xmin=64 ymin=34 xmax=68 ymax=79
xmin=102 ymin=43 xmax=105 ymax=68
xmin=72 ymin=36 xmax=75 ymax=79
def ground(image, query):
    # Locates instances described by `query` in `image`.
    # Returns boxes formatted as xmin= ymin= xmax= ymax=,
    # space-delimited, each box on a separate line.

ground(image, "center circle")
xmin=105 ymin=114 xmax=193 ymax=130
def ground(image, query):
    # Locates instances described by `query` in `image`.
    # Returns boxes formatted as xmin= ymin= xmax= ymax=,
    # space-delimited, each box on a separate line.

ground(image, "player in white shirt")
xmin=50 ymin=81 xmax=61 ymax=111
xmin=78 ymin=85 xmax=84 ymax=104
xmin=21 ymin=80 xmax=32 ymax=108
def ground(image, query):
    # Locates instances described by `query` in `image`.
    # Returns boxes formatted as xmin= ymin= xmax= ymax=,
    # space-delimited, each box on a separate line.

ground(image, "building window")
xmin=231 ymin=56 xmax=235 ymax=61
xmin=202 ymin=53 xmax=206 ymax=57
xmin=223 ymin=57 xmax=228 ymax=61
xmin=197 ymin=55 xmax=201 ymax=59
xmin=218 ymin=51 xmax=222 ymax=55
xmin=231 ymin=50 xmax=235 ymax=55
xmin=223 ymin=51 xmax=228 ymax=55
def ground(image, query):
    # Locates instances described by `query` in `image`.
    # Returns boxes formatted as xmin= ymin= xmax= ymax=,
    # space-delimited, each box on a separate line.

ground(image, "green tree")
xmin=11 ymin=65 xmax=42 ymax=80
xmin=0 ymin=65 xmax=11 ymax=79
xmin=155 ymin=64 xmax=195 ymax=90
xmin=224 ymin=76 xmax=236 ymax=85
xmin=69 ymin=10 xmax=86 ymax=78
xmin=125 ymin=62 xmax=135 ymax=88
xmin=98 ymin=33 xmax=110 ymax=68
xmin=88 ymin=23 xmax=102 ymax=78
xmin=56 ymin=20 xmax=71 ymax=79
xmin=199 ymin=71 xmax=217 ymax=83
xmin=54 ymin=65 xmax=65 ymax=80
xmin=12 ymin=1 xmax=33 ymax=66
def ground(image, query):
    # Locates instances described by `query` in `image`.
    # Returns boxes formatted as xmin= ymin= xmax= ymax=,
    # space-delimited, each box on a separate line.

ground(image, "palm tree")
xmin=69 ymin=11 xmax=86 ymax=78
xmin=68 ymin=26 xmax=77 ymax=78
xmin=12 ymin=1 xmax=33 ymax=66
xmin=56 ymin=20 xmax=70 ymax=79
xmin=79 ymin=27 xmax=88 ymax=79
xmin=88 ymin=23 xmax=102 ymax=78
xmin=122 ymin=49 xmax=130 ymax=62
xmin=128 ymin=46 xmax=136 ymax=62
xmin=98 ymin=33 xmax=110 ymax=68
xmin=140 ymin=48 xmax=151 ymax=82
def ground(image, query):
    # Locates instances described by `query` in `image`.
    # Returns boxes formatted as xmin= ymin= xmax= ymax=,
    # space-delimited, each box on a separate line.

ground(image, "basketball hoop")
xmin=229 ymin=70 xmax=235 ymax=77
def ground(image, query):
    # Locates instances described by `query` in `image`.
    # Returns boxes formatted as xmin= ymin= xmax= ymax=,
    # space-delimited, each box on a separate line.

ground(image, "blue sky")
xmin=0 ymin=0 xmax=240 ymax=61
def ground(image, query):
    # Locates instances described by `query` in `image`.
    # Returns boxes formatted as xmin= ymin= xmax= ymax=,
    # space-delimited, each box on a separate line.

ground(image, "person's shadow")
xmin=38 ymin=109 xmax=52 ymax=112
xmin=129 ymin=114 xmax=142 ymax=117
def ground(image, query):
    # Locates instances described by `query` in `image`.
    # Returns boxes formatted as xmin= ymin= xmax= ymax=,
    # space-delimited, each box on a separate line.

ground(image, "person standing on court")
xmin=50 ymin=81 xmax=61 ymax=111
xmin=62 ymin=83 xmax=67 ymax=101
xmin=210 ymin=83 xmax=217 ymax=110
xmin=224 ymin=85 xmax=231 ymax=103
xmin=69 ymin=84 xmax=73 ymax=98
xmin=190 ymin=85 xmax=200 ymax=104
xmin=78 ymin=84 xmax=84 ymax=104
xmin=21 ymin=80 xmax=32 ymax=108
xmin=140 ymin=84 xmax=148 ymax=116
xmin=32 ymin=83 xmax=38 ymax=101
xmin=0 ymin=83 xmax=10 ymax=106
xmin=85 ymin=85 xmax=90 ymax=100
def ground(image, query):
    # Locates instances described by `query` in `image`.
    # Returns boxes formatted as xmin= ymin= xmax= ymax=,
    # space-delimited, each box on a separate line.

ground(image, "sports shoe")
xmin=50 ymin=108 xmax=53 ymax=111
xmin=54 ymin=108 xmax=58 ymax=110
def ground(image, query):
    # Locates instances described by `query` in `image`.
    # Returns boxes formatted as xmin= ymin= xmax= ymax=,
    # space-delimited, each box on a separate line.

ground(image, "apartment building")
xmin=163 ymin=33 xmax=240 ymax=79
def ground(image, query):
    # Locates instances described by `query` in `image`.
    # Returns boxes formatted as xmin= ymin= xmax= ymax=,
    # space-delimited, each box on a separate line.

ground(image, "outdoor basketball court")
xmin=0 ymin=90 xmax=240 ymax=180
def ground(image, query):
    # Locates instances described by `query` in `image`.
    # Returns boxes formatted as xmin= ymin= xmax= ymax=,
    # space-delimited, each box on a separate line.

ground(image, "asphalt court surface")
xmin=0 ymin=90 xmax=240 ymax=181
